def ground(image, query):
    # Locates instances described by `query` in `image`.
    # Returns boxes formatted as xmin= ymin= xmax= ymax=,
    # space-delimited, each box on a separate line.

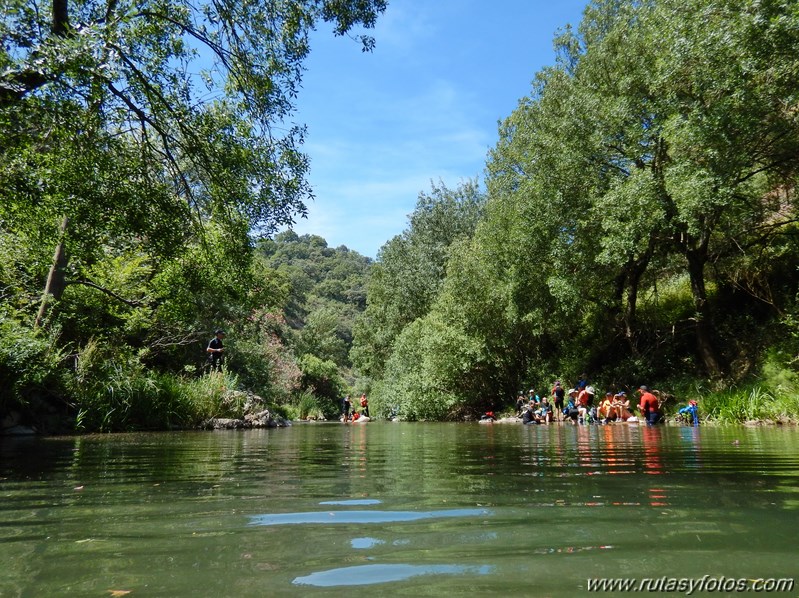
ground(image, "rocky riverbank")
xmin=201 ymin=390 xmax=291 ymax=430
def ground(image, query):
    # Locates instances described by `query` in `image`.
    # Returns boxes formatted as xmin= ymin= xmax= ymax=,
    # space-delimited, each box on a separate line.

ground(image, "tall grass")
xmin=74 ymin=368 xmax=242 ymax=432
xmin=283 ymin=390 xmax=327 ymax=420
xmin=70 ymin=340 xmax=243 ymax=431
xmin=676 ymin=369 xmax=798 ymax=424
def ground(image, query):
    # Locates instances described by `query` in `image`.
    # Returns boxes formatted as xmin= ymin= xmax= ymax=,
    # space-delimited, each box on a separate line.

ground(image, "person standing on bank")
xmin=207 ymin=329 xmax=226 ymax=371
xmin=359 ymin=393 xmax=369 ymax=418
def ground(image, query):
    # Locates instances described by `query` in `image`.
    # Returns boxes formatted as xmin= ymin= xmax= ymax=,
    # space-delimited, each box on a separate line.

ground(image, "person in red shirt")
xmin=638 ymin=385 xmax=660 ymax=425
xmin=577 ymin=386 xmax=595 ymax=423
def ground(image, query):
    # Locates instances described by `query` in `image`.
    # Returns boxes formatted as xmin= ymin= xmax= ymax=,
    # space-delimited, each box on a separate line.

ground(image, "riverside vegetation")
xmin=1 ymin=0 xmax=798 ymax=433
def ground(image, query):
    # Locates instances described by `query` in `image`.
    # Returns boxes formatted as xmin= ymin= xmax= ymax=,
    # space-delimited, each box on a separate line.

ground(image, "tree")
xmin=484 ymin=0 xmax=799 ymax=379
xmin=351 ymin=179 xmax=485 ymax=380
xmin=0 ymin=0 xmax=387 ymax=329
xmin=258 ymin=232 xmax=371 ymax=371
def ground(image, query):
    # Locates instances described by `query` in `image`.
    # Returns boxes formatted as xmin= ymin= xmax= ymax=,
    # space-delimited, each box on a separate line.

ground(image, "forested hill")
xmin=255 ymin=232 xmax=372 ymax=415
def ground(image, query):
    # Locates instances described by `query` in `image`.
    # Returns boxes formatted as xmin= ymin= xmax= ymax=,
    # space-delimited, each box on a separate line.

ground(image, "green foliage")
xmin=4 ymin=0 xmax=799 ymax=428
xmin=0 ymin=1 xmax=386 ymax=430
xmin=374 ymin=313 xmax=484 ymax=421
xmin=255 ymin=232 xmax=371 ymax=406
xmin=0 ymin=314 xmax=66 ymax=408
xmin=260 ymin=232 xmax=370 ymax=368
xmin=356 ymin=0 xmax=799 ymax=422
xmin=297 ymin=354 xmax=345 ymax=417
xmin=231 ymin=310 xmax=301 ymax=404
xmin=69 ymin=339 xmax=239 ymax=431
xmin=351 ymin=180 xmax=485 ymax=380
xmin=698 ymin=383 xmax=799 ymax=424
xmin=284 ymin=390 xmax=327 ymax=421
xmin=295 ymin=307 xmax=350 ymax=365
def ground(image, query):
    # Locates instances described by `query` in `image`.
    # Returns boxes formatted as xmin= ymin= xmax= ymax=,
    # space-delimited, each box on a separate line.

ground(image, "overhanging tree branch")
xmin=69 ymin=278 xmax=146 ymax=307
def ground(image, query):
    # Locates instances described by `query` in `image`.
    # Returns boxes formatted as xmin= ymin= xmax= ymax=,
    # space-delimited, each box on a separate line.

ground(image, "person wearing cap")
xmin=638 ymin=385 xmax=660 ymax=425
xmin=206 ymin=329 xmax=226 ymax=371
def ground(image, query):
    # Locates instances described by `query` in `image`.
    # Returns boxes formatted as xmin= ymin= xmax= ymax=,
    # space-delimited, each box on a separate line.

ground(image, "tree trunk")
xmin=34 ymin=216 xmax=69 ymax=329
xmin=52 ymin=0 xmax=70 ymax=35
xmin=624 ymin=268 xmax=641 ymax=356
xmin=621 ymin=238 xmax=654 ymax=357
xmin=685 ymin=245 xmax=722 ymax=377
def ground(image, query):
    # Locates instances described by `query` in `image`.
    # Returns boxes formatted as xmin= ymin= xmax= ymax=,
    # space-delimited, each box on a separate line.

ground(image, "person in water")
xmin=612 ymin=391 xmax=633 ymax=421
xmin=342 ymin=395 xmax=351 ymax=421
xmin=599 ymin=392 xmax=616 ymax=423
xmin=638 ymin=385 xmax=661 ymax=425
xmin=521 ymin=405 xmax=538 ymax=425
xmin=564 ymin=389 xmax=579 ymax=423
xmin=552 ymin=381 xmax=565 ymax=420
xmin=678 ymin=399 xmax=699 ymax=425
xmin=577 ymin=386 xmax=595 ymax=423
xmin=516 ymin=394 xmax=525 ymax=417
xmin=536 ymin=397 xmax=553 ymax=423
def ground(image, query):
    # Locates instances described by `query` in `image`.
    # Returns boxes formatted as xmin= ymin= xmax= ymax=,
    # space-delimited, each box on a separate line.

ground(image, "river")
xmin=1 ymin=422 xmax=797 ymax=596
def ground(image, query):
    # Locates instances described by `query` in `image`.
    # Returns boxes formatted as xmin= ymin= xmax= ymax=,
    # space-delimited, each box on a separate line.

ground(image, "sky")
xmin=288 ymin=0 xmax=589 ymax=259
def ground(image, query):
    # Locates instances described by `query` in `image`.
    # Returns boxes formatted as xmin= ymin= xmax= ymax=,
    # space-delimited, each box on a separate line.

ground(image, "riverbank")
xmin=3 ymin=373 xmax=798 ymax=435
xmin=1 ymin=374 xmax=292 ymax=436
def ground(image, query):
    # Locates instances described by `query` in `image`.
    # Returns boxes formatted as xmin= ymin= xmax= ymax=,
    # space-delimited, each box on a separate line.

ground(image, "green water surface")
xmin=1 ymin=422 xmax=798 ymax=596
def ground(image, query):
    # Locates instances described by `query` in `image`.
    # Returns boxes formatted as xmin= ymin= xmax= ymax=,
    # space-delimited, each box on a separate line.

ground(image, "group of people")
xmin=203 ymin=331 xmax=669 ymax=427
xmin=341 ymin=394 xmax=369 ymax=422
xmin=515 ymin=378 xmax=663 ymax=426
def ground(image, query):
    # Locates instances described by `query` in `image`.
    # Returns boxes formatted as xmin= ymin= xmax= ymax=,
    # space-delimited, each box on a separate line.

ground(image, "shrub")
xmin=0 ymin=314 xmax=67 ymax=409
xmin=70 ymin=339 xmax=239 ymax=431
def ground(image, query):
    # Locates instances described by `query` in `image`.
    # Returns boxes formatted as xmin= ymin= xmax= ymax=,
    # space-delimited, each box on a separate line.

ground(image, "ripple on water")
xmin=319 ymin=499 xmax=382 ymax=506
xmin=350 ymin=537 xmax=384 ymax=549
xmin=293 ymin=564 xmax=495 ymax=587
xmin=248 ymin=508 xmax=492 ymax=526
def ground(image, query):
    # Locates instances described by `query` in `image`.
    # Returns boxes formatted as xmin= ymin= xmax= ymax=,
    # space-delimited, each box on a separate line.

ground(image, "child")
xmin=678 ymin=400 xmax=699 ymax=425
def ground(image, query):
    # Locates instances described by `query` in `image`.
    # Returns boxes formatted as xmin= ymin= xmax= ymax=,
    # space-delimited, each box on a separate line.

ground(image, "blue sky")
xmin=289 ymin=0 xmax=589 ymax=258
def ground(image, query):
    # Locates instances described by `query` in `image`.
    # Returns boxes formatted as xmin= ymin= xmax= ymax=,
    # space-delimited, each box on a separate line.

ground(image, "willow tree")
xmin=0 ymin=0 xmax=386 ymax=330
xmin=351 ymin=180 xmax=485 ymax=381
xmin=485 ymin=0 xmax=799 ymax=378
xmin=649 ymin=0 xmax=799 ymax=375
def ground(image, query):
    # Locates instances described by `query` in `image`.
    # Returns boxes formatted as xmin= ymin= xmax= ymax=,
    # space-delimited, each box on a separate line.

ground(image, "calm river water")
xmin=1 ymin=422 xmax=798 ymax=596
